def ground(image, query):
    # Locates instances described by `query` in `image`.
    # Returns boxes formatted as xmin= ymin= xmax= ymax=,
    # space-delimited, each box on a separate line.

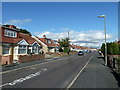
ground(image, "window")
xmin=54 ymin=41 xmax=57 ymax=44
xmin=2 ymin=44 xmax=10 ymax=55
xmin=4 ymin=29 xmax=17 ymax=37
xmin=47 ymin=39 xmax=51 ymax=44
xmin=18 ymin=45 xmax=27 ymax=54
xmin=32 ymin=43 xmax=40 ymax=54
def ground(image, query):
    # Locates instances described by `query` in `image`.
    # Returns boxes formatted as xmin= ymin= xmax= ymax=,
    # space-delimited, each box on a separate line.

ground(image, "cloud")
xmin=34 ymin=28 xmax=112 ymax=48
xmin=4 ymin=19 xmax=32 ymax=26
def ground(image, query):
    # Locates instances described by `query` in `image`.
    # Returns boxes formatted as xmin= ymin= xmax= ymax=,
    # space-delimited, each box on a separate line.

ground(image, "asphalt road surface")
xmin=1 ymin=52 xmax=94 ymax=88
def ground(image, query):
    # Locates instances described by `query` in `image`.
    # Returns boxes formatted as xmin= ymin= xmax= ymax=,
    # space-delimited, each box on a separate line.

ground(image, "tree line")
xmin=101 ymin=42 xmax=120 ymax=55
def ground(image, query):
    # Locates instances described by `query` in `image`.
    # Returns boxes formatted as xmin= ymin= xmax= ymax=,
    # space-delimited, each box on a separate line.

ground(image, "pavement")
xmin=70 ymin=52 xmax=119 ymax=88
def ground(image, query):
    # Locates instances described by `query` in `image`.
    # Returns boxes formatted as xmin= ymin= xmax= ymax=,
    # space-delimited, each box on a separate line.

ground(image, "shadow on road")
xmin=97 ymin=56 xmax=104 ymax=59
xmin=111 ymin=71 xmax=120 ymax=87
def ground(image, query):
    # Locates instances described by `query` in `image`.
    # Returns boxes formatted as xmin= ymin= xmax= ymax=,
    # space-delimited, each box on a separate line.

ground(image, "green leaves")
xmin=58 ymin=38 xmax=70 ymax=53
xmin=101 ymin=42 xmax=120 ymax=55
xmin=58 ymin=38 xmax=70 ymax=47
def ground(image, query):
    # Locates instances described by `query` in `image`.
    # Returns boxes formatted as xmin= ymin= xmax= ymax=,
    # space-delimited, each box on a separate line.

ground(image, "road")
xmin=1 ymin=52 xmax=94 ymax=88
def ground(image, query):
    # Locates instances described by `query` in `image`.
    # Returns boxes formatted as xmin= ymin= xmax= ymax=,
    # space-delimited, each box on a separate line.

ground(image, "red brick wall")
xmin=1 ymin=55 xmax=13 ymax=65
xmin=19 ymin=54 xmax=45 ymax=63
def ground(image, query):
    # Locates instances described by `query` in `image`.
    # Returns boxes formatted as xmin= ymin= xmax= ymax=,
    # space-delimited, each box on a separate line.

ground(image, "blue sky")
xmin=2 ymin=2 xmax=118 ymax=48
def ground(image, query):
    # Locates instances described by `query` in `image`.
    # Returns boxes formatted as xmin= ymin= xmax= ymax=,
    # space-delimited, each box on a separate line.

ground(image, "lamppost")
xmin=98 ymin=15 xmax=107 ymax=66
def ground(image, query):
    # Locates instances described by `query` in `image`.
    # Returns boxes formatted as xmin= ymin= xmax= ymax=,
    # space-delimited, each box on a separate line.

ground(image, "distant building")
xmin=32 ymin=36 xmax=59 ymax=53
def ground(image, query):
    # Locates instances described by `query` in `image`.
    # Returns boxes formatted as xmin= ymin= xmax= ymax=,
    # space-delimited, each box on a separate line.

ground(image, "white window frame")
xmin=2 ymin=44 xmax=10 ymax=55
xmin=18 ymin=45 xmax=27 ymax=55
xmin=32 ymin=42 xmax=41 ymax=54
xmin=47 ymin=39 xmax=51 ymax=44
xmin=4 ymin=29 xmax=17 ymax=37
xmin=32 ymin=44 xmax=39 ymax=54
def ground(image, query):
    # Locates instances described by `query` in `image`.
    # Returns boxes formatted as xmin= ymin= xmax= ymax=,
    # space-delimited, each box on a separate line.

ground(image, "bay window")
xmin=18 ymin=45 xmax=27 ymax=54
xmin=2 ymin=44 xmax=10 ymax=55
xmin=32 ymin=43 xmax=40 ymax=54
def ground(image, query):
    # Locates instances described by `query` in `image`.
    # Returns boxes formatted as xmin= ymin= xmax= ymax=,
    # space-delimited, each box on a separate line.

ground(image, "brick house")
xmin=32 ymin=36 xmax=59 ymax=53
xmin=0 ymin=25 xmax=43 ymax=65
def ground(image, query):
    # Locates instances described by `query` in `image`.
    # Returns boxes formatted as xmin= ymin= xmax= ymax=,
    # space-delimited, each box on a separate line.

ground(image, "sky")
xmin=2 ymin=2 xmax=118 ymax=48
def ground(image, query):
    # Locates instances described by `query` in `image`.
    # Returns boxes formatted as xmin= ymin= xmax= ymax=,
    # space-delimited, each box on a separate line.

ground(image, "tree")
xmin=101 ymin=43 xmax=105 ymax=55
xmin=58 ymin=38 xmax=70 ymax=53
xmin=112 ymin=42 xmax=119 ymax=55
xmin=18 ymin=28 xmax=31 ymax=36
xmin=58 ymin=38 xmax=70 ymax=47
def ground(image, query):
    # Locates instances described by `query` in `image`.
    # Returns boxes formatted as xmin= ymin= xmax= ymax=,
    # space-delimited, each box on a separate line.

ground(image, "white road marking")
xmin=30 ymin=67 xmax=36 ymax=70
xmin=0 ymin=68 xmax=47 ymax=88
xmin=66 ymin=55 xmax=94 ymax=89
xmin=0 ymin=83 xmax=8 ymax=88
xmin=41 ymin=68 xmax=47 ymax=71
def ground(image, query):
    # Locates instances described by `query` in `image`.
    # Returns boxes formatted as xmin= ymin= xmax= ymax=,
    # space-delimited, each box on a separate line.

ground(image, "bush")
xmin=101 ymin=42 xmax=119 ymax=55
xmin=59 ymin=48 xmax=63 ymax=52
xmin=64 ymin=47 xmax=69 ymax=52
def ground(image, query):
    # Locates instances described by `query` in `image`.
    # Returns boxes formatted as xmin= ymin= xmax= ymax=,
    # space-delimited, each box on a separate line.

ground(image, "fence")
xmin=108 ymin=55 xmax=120 ymax=74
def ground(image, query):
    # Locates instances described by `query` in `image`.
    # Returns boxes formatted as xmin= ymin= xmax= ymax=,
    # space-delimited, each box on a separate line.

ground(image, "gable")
xmin=32 ymin=41 xmax=41 ymax=47
xmin=32 ymin=36 xmax=47 ymax=47
xmin=17 ymin=39 xmax=29 ymax=45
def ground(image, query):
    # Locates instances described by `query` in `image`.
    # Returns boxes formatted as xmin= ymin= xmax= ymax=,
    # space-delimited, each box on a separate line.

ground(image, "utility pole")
xmin=68 ymin=31 xmax=69 ymax=39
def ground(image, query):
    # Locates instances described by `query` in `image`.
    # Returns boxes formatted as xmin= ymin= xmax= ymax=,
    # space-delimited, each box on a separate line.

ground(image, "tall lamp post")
xmin=98 ymin=15 xmax=107 ymax=66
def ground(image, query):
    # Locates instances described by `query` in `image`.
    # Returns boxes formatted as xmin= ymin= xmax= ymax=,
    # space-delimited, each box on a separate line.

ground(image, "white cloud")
xmin=4 ymin=19 xmax=32 ymax=26
xmin=34 ymin=28 xmax=112 ymax=48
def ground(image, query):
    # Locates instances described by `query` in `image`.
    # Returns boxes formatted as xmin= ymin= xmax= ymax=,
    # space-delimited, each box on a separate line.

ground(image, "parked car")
xmin=78 ymin=51 xmax=84 ymax=56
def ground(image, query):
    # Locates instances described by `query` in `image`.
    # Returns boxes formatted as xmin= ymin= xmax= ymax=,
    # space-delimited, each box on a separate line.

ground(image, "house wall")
xmin=1 ymin=44 xmax=14 ymax=65
xmin=1 ymin=55 xmax=13 ymax=65
xmin=42 ymin=45 xmax=48 ymax=53
xmin=49 ymin=48 xmax=55 ymax=52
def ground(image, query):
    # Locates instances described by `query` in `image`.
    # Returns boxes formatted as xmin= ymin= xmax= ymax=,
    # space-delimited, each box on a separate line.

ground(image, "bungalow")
xmin=0 ymin=25 xmax=42 ymax=65
xmin=32 ymin=36 xmax=59 ymax=53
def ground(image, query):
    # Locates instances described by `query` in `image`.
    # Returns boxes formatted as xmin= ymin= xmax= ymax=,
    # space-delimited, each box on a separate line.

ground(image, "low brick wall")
xmin=19 ymin=54 xmax=45 ymax=63
xmin=1 ymin=55 xmax=13 ymax=65
xmin=108 ymin=55 xmax=120 ymax=74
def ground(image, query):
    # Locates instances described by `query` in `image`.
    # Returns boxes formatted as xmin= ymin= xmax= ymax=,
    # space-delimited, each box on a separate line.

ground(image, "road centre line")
xmin=66 ymin=55 xmax=94 ymax=89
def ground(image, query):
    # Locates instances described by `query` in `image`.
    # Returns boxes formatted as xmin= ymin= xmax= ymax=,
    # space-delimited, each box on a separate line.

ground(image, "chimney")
xmin=43 ymin=35 xmax=46 ymax=38
xmin=9 ymin=25 xmax=14 ymax=28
